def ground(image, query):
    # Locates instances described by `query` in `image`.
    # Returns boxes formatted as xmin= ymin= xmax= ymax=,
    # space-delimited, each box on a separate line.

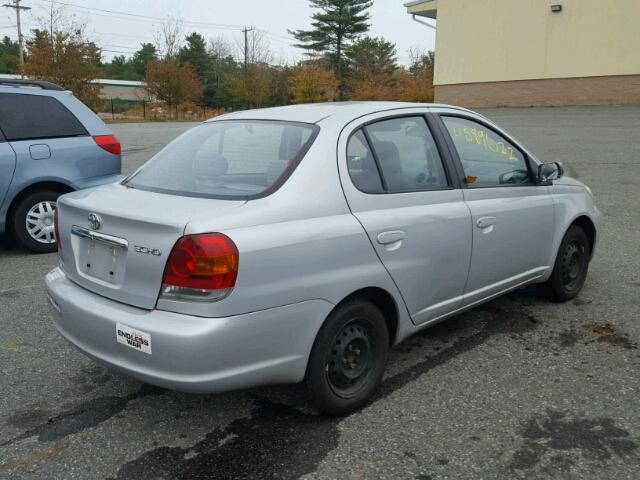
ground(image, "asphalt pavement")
xmin=1 ymin=107 xmax=639 ymax=479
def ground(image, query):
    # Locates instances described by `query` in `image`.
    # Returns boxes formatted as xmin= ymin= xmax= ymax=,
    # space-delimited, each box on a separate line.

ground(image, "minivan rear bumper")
xmin=45 ymin=267 xmax=333 ymax=393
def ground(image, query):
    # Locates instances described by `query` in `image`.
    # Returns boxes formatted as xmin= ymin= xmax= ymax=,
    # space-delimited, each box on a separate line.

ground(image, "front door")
xmin=339 ymin=113 xmax=472 ymax=325
xmin=438 ymin=114 xmax=554 ymax=306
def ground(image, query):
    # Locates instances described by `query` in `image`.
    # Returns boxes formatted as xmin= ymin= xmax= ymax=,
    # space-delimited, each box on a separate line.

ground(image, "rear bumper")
xmin=45 ymin=267 xmax=333 ymax=393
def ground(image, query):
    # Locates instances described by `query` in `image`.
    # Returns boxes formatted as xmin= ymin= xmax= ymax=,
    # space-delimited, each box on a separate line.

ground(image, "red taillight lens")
xmin=93 ymin=135 xmax=121 ymax=155
xmin=161 ymin=233 xmax=239 ymax=301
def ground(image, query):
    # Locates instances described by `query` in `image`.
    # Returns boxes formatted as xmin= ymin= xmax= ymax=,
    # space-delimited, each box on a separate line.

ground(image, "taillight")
xmin=93 ymin=135 xmax=121 ymax=155
xmin=160 ymin=233 xmax=239 ymax=302
xmin=54 ymin=206 xmax=62 ymax=260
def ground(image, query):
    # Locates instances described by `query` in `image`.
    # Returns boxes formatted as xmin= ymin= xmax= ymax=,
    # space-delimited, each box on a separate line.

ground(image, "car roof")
xmin=208 ymin=101 xmax=476 ymax=125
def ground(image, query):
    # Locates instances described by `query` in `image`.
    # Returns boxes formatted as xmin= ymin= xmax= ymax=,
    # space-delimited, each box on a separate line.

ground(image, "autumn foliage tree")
xmin=23 ymin=28 xmax=102 ymax=108
xmin=396 ymin=49 xmax=435 ymax=102
xmin=144 ymin=58 xmax=204 ymax=115
xmin=228 ymin=63 xmax=273 ymax=108
xmin=288 ymin=63 xmax=338 ymax=103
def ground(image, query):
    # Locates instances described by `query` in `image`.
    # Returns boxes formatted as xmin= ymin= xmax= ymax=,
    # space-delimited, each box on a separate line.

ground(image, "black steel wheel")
xmin=306 ymin=299 xmax=389 ymax=415
xmin=326 ymin=320 xmax=375 ymax=399
xmin=543 ymin=225 xmax=590 ymax=302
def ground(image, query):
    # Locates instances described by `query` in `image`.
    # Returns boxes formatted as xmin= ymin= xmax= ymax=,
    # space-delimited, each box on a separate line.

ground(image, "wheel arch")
xmin=570 ymin=215 xmax=596 ymax=259
xmin=331 ymin=286 xmax=399 ymax=346
xmin=6 ymin=181 xmax=73 ymax=232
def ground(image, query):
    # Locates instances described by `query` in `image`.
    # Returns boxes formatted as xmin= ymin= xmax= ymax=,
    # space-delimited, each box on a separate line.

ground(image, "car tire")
xmin=543 ymin=225 xmax=590 ymax=302
xmin=10 ymin=190 xmax=61 ymax=253
xmin=305 ymin=299 xmax=389 ymax=416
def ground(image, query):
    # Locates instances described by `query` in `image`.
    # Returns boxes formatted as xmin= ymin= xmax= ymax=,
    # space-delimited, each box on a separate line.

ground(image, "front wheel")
xmin=10 ymin=190 xmax=62 ymax=253
xmin=543 ymin=225 xmax=590 ymax=302
xmin=305 ymin=299 xmax=389 ymax=415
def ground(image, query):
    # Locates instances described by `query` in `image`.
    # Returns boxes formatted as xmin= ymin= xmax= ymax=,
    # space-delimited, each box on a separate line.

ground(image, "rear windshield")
xmin=124 ymin=120 xmax=318 ymax=199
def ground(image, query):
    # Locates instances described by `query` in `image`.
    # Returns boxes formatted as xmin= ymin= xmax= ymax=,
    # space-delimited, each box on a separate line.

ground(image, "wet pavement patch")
xmin=111 ymin=397 xmax=340 ymax=480
xmin=558 ymin=329 xmax=579 ymax=347
xmin=1 ymin=385 xmax=165 ymax=446
xmin=558 ymin=323 xmax=636 ymax=350
xmin=582 ymin=323 xmax=636 ymax=349
xmin=510 ymin=409 xmax=638 ymax=472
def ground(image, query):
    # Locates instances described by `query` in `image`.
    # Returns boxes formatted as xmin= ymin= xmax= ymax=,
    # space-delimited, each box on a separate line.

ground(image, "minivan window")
xmin=124 ymin=120 xmax=318 ymax=199
xmin=442 ymin=116 xmax=530 ymax=187
xmin=0 ymin=93 xmax=88 ymax=141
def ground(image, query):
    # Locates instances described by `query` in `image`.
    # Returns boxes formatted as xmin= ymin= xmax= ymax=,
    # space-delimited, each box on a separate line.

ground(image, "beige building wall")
xmin=408 ymin=0 xmax=640 ymax=106
xmin=429 ymin=0 xmax=640 ymax=85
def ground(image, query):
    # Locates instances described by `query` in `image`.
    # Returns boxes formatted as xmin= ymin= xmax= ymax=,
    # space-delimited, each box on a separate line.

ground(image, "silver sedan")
xmin=45 ymin=102 xmax=600 ymax=415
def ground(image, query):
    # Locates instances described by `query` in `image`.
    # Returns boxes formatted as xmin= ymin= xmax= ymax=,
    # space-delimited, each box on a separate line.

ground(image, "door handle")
xmin=377 ymin=230 xmax=405 ymax=245
xmin=476 ymin=216 xmax=496 ymax=228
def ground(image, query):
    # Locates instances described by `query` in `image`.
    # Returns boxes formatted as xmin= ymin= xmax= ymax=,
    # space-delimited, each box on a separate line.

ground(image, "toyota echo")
xmin=45 ymin=102 xmax=599 ymax=414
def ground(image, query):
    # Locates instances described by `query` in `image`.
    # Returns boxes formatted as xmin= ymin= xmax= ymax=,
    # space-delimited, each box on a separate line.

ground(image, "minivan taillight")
xmin=93 ymin=135 xmax=121 ymax=155
xmin=160 ymin=233 xmax=239 ymax=302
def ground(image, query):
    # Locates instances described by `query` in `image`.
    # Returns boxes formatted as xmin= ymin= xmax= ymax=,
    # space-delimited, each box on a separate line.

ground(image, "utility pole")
xmin=242 ymin=26 xmax=253 ymax=73
xmin=3 ymin=0 xmax=31 ymax=72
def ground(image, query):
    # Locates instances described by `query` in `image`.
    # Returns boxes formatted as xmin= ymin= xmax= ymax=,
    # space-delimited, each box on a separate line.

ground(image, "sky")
xmin=0 ymin=0 xmax=436 ymax=67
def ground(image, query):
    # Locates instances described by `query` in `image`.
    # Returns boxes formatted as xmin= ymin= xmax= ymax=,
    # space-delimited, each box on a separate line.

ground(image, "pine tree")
xmin=132 ymin=43 xmax=158 ymax=78
xmin=291 ymin=0 xmax=372 ymax=99
xmin=347 ymin=36 xmax=398 ymax=81
xmin=178 ymin=33 xmax=210 ymax=80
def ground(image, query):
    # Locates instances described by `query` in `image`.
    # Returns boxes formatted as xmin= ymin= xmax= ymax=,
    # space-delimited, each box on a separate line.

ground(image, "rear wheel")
xmin=11 ymin=190 xmax=62 ymax=253
xmin=305 ymin=299 xmax=389 ymax=415
xmin=543 ymin=225 xmax=590 ymax=302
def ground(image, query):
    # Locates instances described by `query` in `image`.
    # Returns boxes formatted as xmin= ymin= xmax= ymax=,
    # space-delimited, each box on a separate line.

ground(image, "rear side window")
xmin=124 ymin=120 xmax=318 ymax=199
xmin=0 ymin=93 xmax=88 ymax=141
xmin=347 ymin=116 xmax=449 ymax=194
xmin=347 ymin=130 xmax=384 ymax=194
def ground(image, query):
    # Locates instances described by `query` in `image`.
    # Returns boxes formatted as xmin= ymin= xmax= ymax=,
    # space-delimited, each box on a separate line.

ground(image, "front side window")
xmin=0 ymin=93 xmax=87 ymax=141
xmin=124 ymin=120 xmax=317 ymax=199
xmin=442 ymin=116 xmax=531 ymax=187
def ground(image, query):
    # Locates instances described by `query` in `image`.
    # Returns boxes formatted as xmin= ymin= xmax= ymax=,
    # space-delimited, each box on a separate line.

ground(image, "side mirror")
xmin=537 ymin=162 xmax=564 ymax=183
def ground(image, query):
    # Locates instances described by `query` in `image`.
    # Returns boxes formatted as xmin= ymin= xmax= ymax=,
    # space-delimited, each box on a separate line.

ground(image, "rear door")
xmin=0 ymin=130 xmax=17 ymax=210
xmin=435 ymin=111 xmax=554 ymax=305
xmin=338 ymin=111 xmax=472 ymax=325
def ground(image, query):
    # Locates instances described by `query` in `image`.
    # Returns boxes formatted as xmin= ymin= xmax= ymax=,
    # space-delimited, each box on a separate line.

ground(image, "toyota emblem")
xmin=88 ymin=213 xmax=102 ymax=230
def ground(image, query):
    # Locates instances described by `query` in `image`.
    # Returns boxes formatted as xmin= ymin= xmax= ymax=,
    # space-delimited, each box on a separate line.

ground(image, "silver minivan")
xmin=46 ymin=102 xmax=599 ymax=414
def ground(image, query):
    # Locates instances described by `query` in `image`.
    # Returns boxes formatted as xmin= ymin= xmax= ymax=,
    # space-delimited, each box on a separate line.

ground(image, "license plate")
xmin=116 ymin=323 xmax=152 ymax=355
xmin=79 ymin=239 xmax=122 ymax=284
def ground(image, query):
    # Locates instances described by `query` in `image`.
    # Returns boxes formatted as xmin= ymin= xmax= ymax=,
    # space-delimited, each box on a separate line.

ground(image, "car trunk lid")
xmin=57 ymin=183 xmax=245 ymax=309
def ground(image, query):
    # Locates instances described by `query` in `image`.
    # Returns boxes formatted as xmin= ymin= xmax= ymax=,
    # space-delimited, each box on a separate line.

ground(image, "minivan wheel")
xmin=305 ymin=299 xmax=389 ymax=415
xmin=11 ymin=190 xmax=61 ymax=253
xmin=543 ymin=225 xmax=590 ymax=302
